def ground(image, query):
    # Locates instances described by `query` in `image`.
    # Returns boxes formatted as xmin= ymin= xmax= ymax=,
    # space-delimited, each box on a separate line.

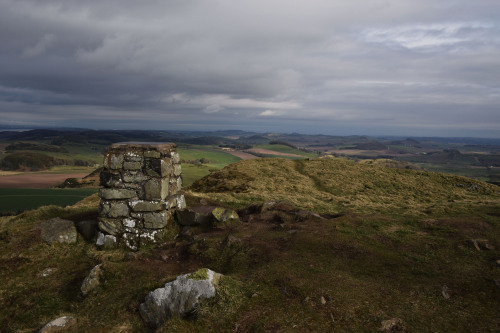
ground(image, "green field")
xmin=0 ymin=188 xmax=98 ymax=215
xmin=178 ymin=147 xmax=241 ymax=186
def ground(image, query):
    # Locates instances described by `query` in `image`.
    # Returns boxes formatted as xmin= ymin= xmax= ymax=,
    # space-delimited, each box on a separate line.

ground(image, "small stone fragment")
xmin=442 ymin=285 xmax=451 ymax=299
xmin=40 ymin=268 xmax=57 ymax=277
xmin=38 ymin=316 xmax=77 ymax=333
xmin=379 ymin=318 xmax=407 ymax=332
xmin=81 ymin=264 xmax=104 ymax=296
xmin=320 ymin=296 xmax=326 ymax=305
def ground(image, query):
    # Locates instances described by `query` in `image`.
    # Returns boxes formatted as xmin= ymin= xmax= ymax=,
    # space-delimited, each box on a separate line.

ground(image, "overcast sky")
xmin=1 ymin=0 xmax=499 ymax=137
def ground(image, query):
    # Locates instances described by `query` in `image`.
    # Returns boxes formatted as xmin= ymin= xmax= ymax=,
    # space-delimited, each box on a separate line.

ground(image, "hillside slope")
xmin=1 ymin=158 xmax=499 ymax=332
xmin=189 ymin=158 xmax=499 ymax=216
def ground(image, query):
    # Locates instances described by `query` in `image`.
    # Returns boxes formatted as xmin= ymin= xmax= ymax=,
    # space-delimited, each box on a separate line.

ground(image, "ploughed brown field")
xmin=225 ymin=150 xmax=259 ymax=160
xmin=0 ymin=173 xmax=89 ymax=188
xmin=246 ymin=148 xmax=303 ymax=157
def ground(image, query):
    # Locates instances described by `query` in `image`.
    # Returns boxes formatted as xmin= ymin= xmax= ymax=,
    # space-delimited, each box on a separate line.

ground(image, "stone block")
xmin=139 ymin=228 xmax=167 ymax=244
xmin=145 ymin=158 xmax=172 ymax=178
xmin=123 ymin=161 xmax=142 ymax=170
xmin=100 ymin=201 xmax=129 ymax=218
xmin=144 ymin=178 xmax=169 ymax=200
xmin=173 ymin=164 xmax=182 ymax=177
xmin=100 ymin=170 xmax=122 ymax=187
xmin=122 ymin=171 xmax=149 ymax=183
xmin=171 ymin=151 xmax=180 ymax=163
xmin=130 ymin=200 xmax=166 ymax=212
xmin=169 ymin=177 xmax=182 ymax=196
xmin=125 ymin=152 xmax=143 ymax=162
xmin=104 ymin=153 xmax=124 ymax=170
xmin=122 ymin=232 xmax=139 ymax=251
xmin=39 ymin=218 xmax=77 ymax=244
xmin=123 ymin=218 xmax=137 ymax=228
xmin=144 ymin=150 xmax=161 ymax=158
xmin=177 ymin=194 xmax=186 ymax=210
xmin=96 ymin=232 xmax=117 ymax=249
xmin=99 ymin=188 xmax=136 ymax=200
xmin=143 ymin=212 xmax=171 ymax=229
xmin=98 ymin=218 xmax=123 ymax=235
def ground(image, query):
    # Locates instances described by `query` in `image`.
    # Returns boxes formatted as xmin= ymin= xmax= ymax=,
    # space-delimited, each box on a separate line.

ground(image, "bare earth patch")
xmin=246 ymin=148 xmax=303 ymax=157
xmin=0 ymin=173 xmax=89 ymax=188
xmin=226 ymin=151 xmax=260 ymax=160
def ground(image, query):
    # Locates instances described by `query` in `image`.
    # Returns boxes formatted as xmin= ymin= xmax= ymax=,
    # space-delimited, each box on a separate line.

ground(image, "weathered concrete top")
xmin=109 ymin=142 xmax=176 ymax=152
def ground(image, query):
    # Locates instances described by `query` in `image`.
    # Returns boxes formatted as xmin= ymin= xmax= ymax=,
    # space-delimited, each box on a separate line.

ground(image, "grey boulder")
xmin=39 ymin=218 xmax=77 ymax=244
xmin=139 ymin=268 xmax=222 ymax=328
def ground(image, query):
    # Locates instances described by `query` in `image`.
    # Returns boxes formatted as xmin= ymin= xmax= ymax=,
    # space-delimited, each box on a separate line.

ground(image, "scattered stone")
xmin=39 ymin=218 xmax=77 ymax=244
xmin=320 ymin=296 xmax=326 ymax=305
xmin=442 ymin=285 xmax=451 ymax=299
xmin=496 ymin=259 xmax=500 ymax=267
xmin=75 ymin=220 xmax=98 ymax=241
xmin=96 ymin=232 xmax=117 ymax=249
xmin=212 ymin=207 xmax=239 ymax=227
xmin=139 ymin=268 xmax=222 ymax=328
xmin=468 ymin=239 xmax=495 ymax=251
xmin=81 ymin=264 xmax=104 ymax=297
xmin=175 ymin=208 xmax=212 ymax=227
xmin=379 ymin=318 xmax=407 ymax=332
xmin=40 ymin=268 xmax=57 ymax=277
xmin=38 ymin=316 xmax=77 ymax=333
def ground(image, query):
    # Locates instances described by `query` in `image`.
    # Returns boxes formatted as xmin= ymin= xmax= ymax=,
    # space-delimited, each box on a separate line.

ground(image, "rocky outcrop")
xmin=38 ymin=316 xmax=77 ymax=332
xmin=39 ymin=218 xmax=77 ymax=244
xmin=139 ymin=268 xmax=222 ymax=328
xmin=98 ymin=142 xmax=185 ymax=250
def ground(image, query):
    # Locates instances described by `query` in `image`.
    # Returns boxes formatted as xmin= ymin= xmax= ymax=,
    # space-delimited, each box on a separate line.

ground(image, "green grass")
xmin=0 ymin=188 xmax=98 ymax=214
xmin=179 ymin=147 xmax=242 ymax=186
xmin=178 ymin=147 xmax=241 ymax=166
xmin=255 ymin=144 xmax=316 ymax=158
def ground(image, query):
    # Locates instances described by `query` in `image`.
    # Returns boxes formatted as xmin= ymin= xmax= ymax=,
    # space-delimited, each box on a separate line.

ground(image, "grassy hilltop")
xmin=1 ymin=157 xmax=499 ymax=332
xmin=189 ymin=157 xmax=499 ymax=216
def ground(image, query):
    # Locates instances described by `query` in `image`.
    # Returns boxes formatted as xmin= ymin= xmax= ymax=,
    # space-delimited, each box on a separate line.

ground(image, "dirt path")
xmin=0 ymin=173 xmax=89 ymax=188
xmin=246 ymin=148 xmax=304 ymax=158
xmin=226 ymin=151 xmax=260 ymax=160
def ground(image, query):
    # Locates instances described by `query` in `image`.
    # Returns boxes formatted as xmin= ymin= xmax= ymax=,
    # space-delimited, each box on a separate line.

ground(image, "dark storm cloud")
xmin=0 ymin=0 xmax=499 ymax=136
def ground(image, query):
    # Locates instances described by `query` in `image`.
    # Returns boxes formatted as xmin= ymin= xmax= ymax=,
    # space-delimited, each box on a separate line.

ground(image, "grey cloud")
xmin=0 ymin=0 xmax=499 ymax=137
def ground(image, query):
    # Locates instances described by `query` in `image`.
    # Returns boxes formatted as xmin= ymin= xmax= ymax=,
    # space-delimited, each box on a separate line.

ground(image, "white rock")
xmin=38 ymin=316 xmax=76 ymax=332
xmin=139 ymin=268 xmax=222 ymax=328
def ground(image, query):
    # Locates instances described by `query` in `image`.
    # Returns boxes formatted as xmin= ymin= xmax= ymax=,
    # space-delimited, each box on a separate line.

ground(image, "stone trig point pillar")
xmin=97 ymin=142 xmax=185 ymax=250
